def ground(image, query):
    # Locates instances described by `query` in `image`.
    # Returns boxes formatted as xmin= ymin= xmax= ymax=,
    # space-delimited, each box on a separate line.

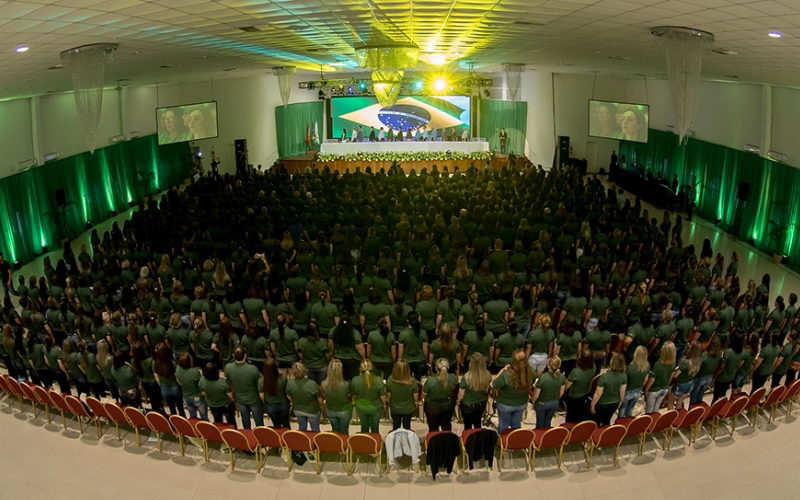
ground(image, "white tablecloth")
xmin=320 ymin=141 xmax=489 ymax=155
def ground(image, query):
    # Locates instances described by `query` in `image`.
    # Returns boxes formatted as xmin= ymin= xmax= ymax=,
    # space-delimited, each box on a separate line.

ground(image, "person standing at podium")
xmin=499 ymin=128 xmax=508 ymax=154
xmin=388 ymin=127 xmax=394 ymax=142
xmin=369 ymin=127 xmax=377 ymax=142
xmin=378 ymin=127 xmax=385 ymax=142
xmin=351 ymin=127 xmax=358 ymax=143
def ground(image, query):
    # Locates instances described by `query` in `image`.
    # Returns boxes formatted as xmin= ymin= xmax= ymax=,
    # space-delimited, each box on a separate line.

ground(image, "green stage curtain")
xmin=479 ymin=100 xmax=527 ymax=154
xmin=620 ymin=129 xmax=800 ymax=266
xmin=275 ymin=101 xmax=324 ymax=158
xmin=0 ymin=135 xmax=190 ymax=265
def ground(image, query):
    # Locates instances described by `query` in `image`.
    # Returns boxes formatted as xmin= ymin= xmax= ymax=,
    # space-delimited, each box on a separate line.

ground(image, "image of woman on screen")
xmin=619 ymin=105 xmax=647 ymax=142
xmin=187 ymin=106 xmax=218 ymax=140
xmin=590 ymin=102 xmax=620 ymax=139
xmin=159 ymin=109 xmax=190 ymax=144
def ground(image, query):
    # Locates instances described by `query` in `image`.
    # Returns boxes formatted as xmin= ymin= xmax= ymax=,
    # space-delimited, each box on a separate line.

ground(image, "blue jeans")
xmin=520 ymin=323 xmax=532 ymax=339
xmin=264 ymin=400 xmax=291 ymax=428
xmin=675 ymin=344 xmax=687 ymax=367
xmin=690 ymin=375 xmax=713 ymax=405
xmin=645 ymin=389 xmax=668 ymax=413
xmin=555 ymin=291 xmax=570 ymax=309
xmin=184 ymin=396 xmax=208 ymax=420
xmin=327 ymin=409 xmax=352 ymax=433
xmin=356 ymin=409 xmax=381 ymax=433
xmin=160 ymin=384 xmax=185 ymax=417
xmin=497 ymin=402 xmax=527 ymax=434
xmin=307 ymin=367 xmax=328 ymax=385
xmin=618 ymin=388 xmax=642 ymax=418
xmin=237 ymin=400 xmax=264 ymax=430
xmin=295 ymin=410 xmax=321 ymax=432
xmin=535 ymin=399 xmax=559 ymax=428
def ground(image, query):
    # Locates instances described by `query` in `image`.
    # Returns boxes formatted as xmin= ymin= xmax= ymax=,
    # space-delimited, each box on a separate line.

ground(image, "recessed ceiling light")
xmin=15 ymin=46 xmax=28 ymax=53
xmin=769 ymin=32 xmax=782 ymax=38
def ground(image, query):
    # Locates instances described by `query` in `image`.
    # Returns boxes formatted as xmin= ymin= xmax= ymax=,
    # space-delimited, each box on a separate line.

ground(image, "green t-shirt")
xmin=649 ymin=362 xmax=673 ymax=392
xmin=332 ymin=328 xmax=363 ymax=361
xmin=568 ymin=366 xmax=595 ymax=398
xmin=674 ymin=318 xmax=694 ymax=347
xmin=321 ymin=382 xmax=351 ymax=412
xmin=388 ymin=304 xmax=413 ymax=334
xmin=718 ymin=348 xmax=744 ymax=383
xmin=109 ymin=324 xmax=129 ymax=352
xmin=261 ymin=375 xmax=288 ymax=404
xmin=225 ymin=361 xmax=261 ymax=405
xmin=386 ymin=378 xmax=418 ymax=414
xmin=361 ymin=303 xmax=390 ymax=333
xmin=437 ymin=299 xmax=462 ymax=328
xmin=367 ymin=330 xmax=396 ymax=363
xmin=297 ymin=337 xmax=330 ymax=369
xmin=626 ymin=363 xmax=650 ymax=391
xmin=268 ymin=328 xmax=299 ymax=362
xmin=176 ymin=366 xmax=202 ymax=399
xmin=588 ymin=297 xmax=610 ymax=319
xmin=140 ymin=357 xmax=156 ymax=383
xmin=423 ymin=373 xmax=457 ymax=403
xmin=460 ymin=375 xmax=488 ymax=405
xmin=675 ymin=359 xmax=695 ymax=384
xmin=286 ymin=377 xmax=321 ymax=414
xmin=145 ymin=323 xmax=166 ymax=348
xmin=774 ymin=343 xmax=797 ymax=376
xmin=585 ymin=329 xmax=611 ymax=352
xmin=430 ymin=338 xmax=460 ymax=366
xmin=510 ymin=298 xmax=533 ymax=328
xmin=168 ymin=327 xmax=192 ymax=355
xmin=697 ymin=352 xmax=722 ymax=378
xmin=736 ymin=349 xmax=756 ymax=378
xmin=242 ymin=298 xmax=267 ymax=327
xmin=535 ymin=371 xmax=566 ymax=402
xmin=84 ymin=352 xmax=103 ymax=384
xmin=697 ymin=320 xmax=717 ymax=343
xmin=350 ymin=374 xmax=386 ymax=411
xmin=416 ymin=299 xmax=439 ymax=331
xmin=241 ymin=335 xmax=268 ymax=363
xmin=527 ymin=327 xmax=554 ymax=354
xmin=484 ymin=300 xmax=509 ymax=331
xmin=652 ymin=322 xmax=676 ymax=358
xmin=398 ymin=328 xmax=428 ymax=363
xmin=495 ymin=332 xmax=525 ymax=367
xmin=597 ymin=370 xmax=627 ymax=405
xmin=311 ymin=301 xmax=339 ymax=334
xmin=463 ymin=330 xmax=495 ymax=360
xmin=557 ymin=333 xmax=581 ymax=361
xmin=563 ymin=296 xmax=588 ymax=321
xmin=459 ymin=303 xmax=484 ymax=331
xmin=192 ymin=329 xmax=214 ymax=360
xmin=112 ymin=364 xmax=138 ymax=390
xmin=200 ymin=376 xmax=233 ymax=408
xmin=492 ymin=369 xmax=530 ymax=406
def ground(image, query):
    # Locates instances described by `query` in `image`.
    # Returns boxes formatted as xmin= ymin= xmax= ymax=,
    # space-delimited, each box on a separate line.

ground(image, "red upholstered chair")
xmin=712 ymin=394 xmax=749 ymax=439
xmin=283 ymin=430 xmax=318 ymax=473
xmin=742 ymin=387 xmax=767 ymax=426
xmin=145 ymin=412 xmax=176 ymax=453
xmin=782 ymin=380 xmax=800 ymax=416
xmin=313 ymin=431 xmax=349 ymax=474
xmin=498 ymin=428 xmax=535 ymax=472
xmin=168 ymin=415 xmax=201 ymax=457
xmin=0 ymin=376 xmax=12 ymax=410
xmin=614 ymin=414 xmax=654 ymax=456
xmin=561 ymin=420 xmax=597 ymax=467
xmin=123 ymin=407 xmax=151 ymax=447
xmin=5 ymin=377 xmax=25 ymax=412
xmin=693 ymin=397 xmax=728 ymax=441
xmin=645 ymin=410 xmax=679 ymax=452
xmin=460 ymin=428 xmax=495 ymax=472
xmin=221 ymin=429 xmax=260 ymax=471
xmin=609 ymin=334 xmax=622 ymax=353
xmin=18 ymin=382 xmax=38 ymax=417
xmin=532 ymin=426 xmax=570 ymax=469
xmin=757 ymin=385 xmax=786 ymax=424
xmin=587 ymin=425 xmax=627 ymax=468
xmin=253 ymin=426 xmax=289 ymax=472
xmin=670 ymin=406 xmax=706 ymax=448
xmin=348 ymin=432 xmax=383 ymax=476
xmin=85 ymin=397 xmax=109 ymax=438
xmin=64 ymin=395 xmax=92 ymax=436
xmin=33 ymin=385 xmax=54 ymax=424
xmin=104 ymin=402 xmax=129 ymax=441
xmin=47 ymin=390 xmax=71 ymax=429
xmin=195 ymin=420 xmax=228 ymax=462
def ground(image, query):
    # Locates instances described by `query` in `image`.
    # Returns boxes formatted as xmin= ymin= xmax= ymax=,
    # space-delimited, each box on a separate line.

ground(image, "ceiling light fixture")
xmin=15 ymin=46 xmax=29 ymax=53
xmin=768 ymin=32 xmax=782 ymax=38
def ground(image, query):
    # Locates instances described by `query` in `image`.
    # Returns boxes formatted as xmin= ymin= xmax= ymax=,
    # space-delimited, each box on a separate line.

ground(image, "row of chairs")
xmin=2 ymin=373 xmax=799 ymax=474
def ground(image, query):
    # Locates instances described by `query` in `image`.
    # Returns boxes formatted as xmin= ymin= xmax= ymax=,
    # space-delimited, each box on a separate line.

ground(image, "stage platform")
xmin=278 ymin=152 xmax=520 ymax=175
xmin=319 ymin=140 xmax=489 ymax=155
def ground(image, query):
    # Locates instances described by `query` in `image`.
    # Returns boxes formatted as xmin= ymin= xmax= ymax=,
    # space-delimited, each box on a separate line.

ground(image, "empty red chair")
xmin=693 ymin=397 xmax=728 ymax=441
xmin=0 ymin=376 xmax=12 ymax=410
xmin=18 ymin=382 xmax=38 ymax=417
xmin=782 ymin=380 xmax=800 ymax=416
xmin=169 ymin=415 xmax=201 ymax=457
xmin=104 ymin=402 xmax=128 ymax=441
xmin=65 ymin=395 xmax=92 ymax=436
xmin=48 ymin=390 xmax=70 ymax=429
xmin=32 ymin=385 xmax=53 ymax=424
xmin=561 ymin=420 xmax=597 ymax=467
xmin=283 ymin=430 xmax=318 ymax=473
xmin=498 ymin=428 xmax=535 ymax=471
xmin=123 ymin=407 xmax=151 ymax=447
xmin=221 ymin=429 xmax=260 ymax=471
xmin=85 ymin=397 xmax=109 ymax=438
xmin=532 ymin=426 xmax=570 ymax=469
xmin=614 ymin=414 xmax=654 ymax=456
xmin=712 ymin=394 xmax=749 ymax=439
xmin=313 ymin=432 xmax=348 ymax=474
xmin=587 ymin=425 xmax=627 ymax=468
xmin=645 ymin=410 xmax=679 ymax=451
xmin=5 ymin=377 xmax=25 ymax=412
xmin=145 ymin=412 xmax=176 ymax=453
xmin=670 ymin=406 xmax=706 ymax=448
xmin=195 ymin=420 xmax=228 ymax=462
xmin=253 ymin=426 xmax=289 ymax=472
xmin=348 ymin=432 xmax=383 ymax=476
xmin=743 ymin=387 xmax=767 ymax=427
xmin=757 ymin=385 xmax=786 ymax=424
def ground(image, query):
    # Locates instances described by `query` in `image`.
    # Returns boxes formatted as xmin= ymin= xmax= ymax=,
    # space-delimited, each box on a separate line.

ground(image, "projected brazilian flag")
xmin=331 ymin=96 xmax=470 ymax=135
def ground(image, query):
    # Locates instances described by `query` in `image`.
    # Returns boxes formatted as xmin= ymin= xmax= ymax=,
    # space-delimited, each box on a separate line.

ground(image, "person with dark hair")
xmin=461 ymin=317 xmax=494 ymax=372
xmin=154 ymin=343 xmax=185 ymax=417
xmin=112 ymin=350 xmax=140 ymax=407
xmin=732 ymin=332 xmax=759 ymax=396
xmin=398 ymin=311 xmax=429 ymax=381
xmin=269 ymin=313 xmax=299 ymax=372
xmin=366 ymin=317 xmax=396 ymax=379
xmin=225 ymin=346 xmax=263 ymax=429
xmin=297 ymin=322 xmax=331 ymax=384
xmin=713 ymin=330 xmax=745 ymax=402
xmin=771 ymin=330 xmax=799 ymax=387
xmin=565 ymin=350 xmax=595 ymax=422
xmin=261 ymin=357 xmax=291 ymax=428
xmin=329 ymin=313 xmax=364 ymax=380
xmin=689 ymin=336 xmax=722 ymax=405
xmin=176 ymin=351 xmax=206 ymax=420
xmin=200 ymin=362 xmax=236 ymax=426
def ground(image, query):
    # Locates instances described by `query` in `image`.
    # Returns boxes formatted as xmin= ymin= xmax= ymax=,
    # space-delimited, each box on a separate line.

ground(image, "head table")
xmin=319 ymin=140 xmax=490 ymax=155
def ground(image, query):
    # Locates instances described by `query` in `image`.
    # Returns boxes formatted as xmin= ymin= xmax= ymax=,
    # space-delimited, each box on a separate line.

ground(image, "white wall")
xmin=770 ymin=87 xmax=800 ymax=165
xmin=0 ymin=98 xmax=34 ymax=177
xmin=519 ymin=71 xmax=556 ymax=167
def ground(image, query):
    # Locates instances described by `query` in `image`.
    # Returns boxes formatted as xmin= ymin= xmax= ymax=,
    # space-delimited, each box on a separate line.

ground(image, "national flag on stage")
xmin=311 ymin=121 xmax=320 ymax=150
xmin=306 ymin=123 xmax=311 ymax=150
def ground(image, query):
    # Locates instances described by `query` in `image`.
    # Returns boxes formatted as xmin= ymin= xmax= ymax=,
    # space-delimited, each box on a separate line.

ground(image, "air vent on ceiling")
xmin=160 ymin=64 xmax=178 ymax=69
xmin=515 ymin=20 xmax=545 ymax=26
xmin=712 ymin=48 xmax=738 ymax=55
xmin=608 ymin=55 xmax=631 ymax=61
xmin=768 ymin=150 xmax=788 ymax=163
xmin=725 ymin=75 xmax=739 ymax=79
xmin=743 ymin=144 xmax=760 ymax=153
xmin=47 ymin=64 xmax=62 ymax=70
xmin=239 ymin=26 xmax=261 ymax=33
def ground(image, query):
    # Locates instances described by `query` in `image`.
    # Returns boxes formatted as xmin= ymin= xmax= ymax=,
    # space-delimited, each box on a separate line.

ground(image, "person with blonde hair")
xmin=386 ymin=358 xmax=419 ymax=430
xmin=644 ymin=341 xmax=676 ymax=413
xmin=429 ymin=323 xmax=460 ymax=373
xmin=458 ymin=352 xmax=491 ymax=429
xmin=618 ymin=345 xmax=649 ymax=418
xmin=525 ymin=313 xmax=554 ymax=376
xmin=590 ymin=352 xmax=627 ymax=426
xmin=668 ymin=341 xmax=702 ymax=409
xmin=531 ymin=355 xmax=566 ymax=428
xmin=212 ymin=261 xmax=231 ymax=298
xmin=492 ymin=349 xmax=533 ymax=433
xmin=350 ymin=358 xmax=386 ymax=433
xmin=286 ymin=362 xmax=322 ymax=432
xmin=423 ymin=357 xmax=457 ymax=431
xmin=321 ymin=359 xmax=352 ymax=433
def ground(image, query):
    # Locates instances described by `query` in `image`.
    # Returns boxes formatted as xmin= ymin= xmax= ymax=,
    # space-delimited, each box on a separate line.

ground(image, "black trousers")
xmin=564 ymin=394 xmax=588 ymax=423
xmin=751 ymin=373 xmax=769 ymax=394
xmin=712 ymin=379 xmax=731 ymax=402
xmin=211 ymin=403 xmax=237 ymax=427
xmin=425 ymin=400 xmax=455 ymax=432
xmin=460 ymin=401 xmax=486 ymax=430
xmin=392 ymin=412 xmax=412 ymax=430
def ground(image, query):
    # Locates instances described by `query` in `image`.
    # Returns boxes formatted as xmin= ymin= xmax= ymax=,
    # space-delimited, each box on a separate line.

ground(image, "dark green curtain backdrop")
xmin=275 ymin=101 xmax=324 ymax=158
xmin=619 ymin=129 xmax=800 ymax=261
xmin=479 ymin=100 xmax=527 ymax=154
xmin=0 ymin=135 xmax=191 ymax=265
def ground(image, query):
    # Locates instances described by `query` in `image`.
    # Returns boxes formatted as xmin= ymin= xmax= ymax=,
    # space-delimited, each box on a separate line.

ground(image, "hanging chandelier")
xmin=355 ymin=42 xmax=419 ymax=108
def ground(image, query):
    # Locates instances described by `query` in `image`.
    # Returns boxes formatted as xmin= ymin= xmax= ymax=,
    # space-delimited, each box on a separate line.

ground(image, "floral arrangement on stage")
xmin=317 ymin=150 xmax=493 ymax=163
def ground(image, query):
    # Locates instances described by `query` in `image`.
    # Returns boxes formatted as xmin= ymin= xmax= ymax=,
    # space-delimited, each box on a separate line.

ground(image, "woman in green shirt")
xmin=321 ymin=359 xmax=352 ymax=433
xmin=269 ymin=313 xmax=299 ymax=371
xmin=112 ymin=350 xmax=141 ymax=407
xmin=154 ymin=343 xmax=185 ymax=417
xmin=350 ymin=359 xmax=387 ymax=433
xmin=428 ymin=323 xmax=461 ymax=373
xmin=398 ymin=312 xmax=429 ymax=381
xmin=461 ymin=317 xmax=495 ymax=371
xmin=713 ymin=331 xmax=746 ymax=402
xmin=388 ymin=292 xmax=413 ymax=337
xmin=509 ymin=285 xmax=535 ymax=339
xmin=619 ymin=346 xmax=649 ymax=418
xmin=260 ymin=358 xmax=290 ymax=428
xmin=732 ymin=332 xmax=759 ymax=396
xmin=241 ymin=322 xmax=269 ymax=368
xmin=589 ymin=352 xmax=627 ymax=426
xmin=565 ymin=351 xmax=596 ymax=423
xmin=458 ymin=353 xmax=491 ymax=429
xmin=437 ymin=289 xmax=462 ymax=334
xmin=200 ymin=362 xmax=236 ymax=426
xmin=286 ymin=362 xmax=323 ymax=432
xmin=525 ymin=313 xmax=554 ymax=376
xmin=645 ymin=342 xmax=676 ymax=413
xmin=555 ymin=317 xmax=581 ymax=377
xmin=668 ymin=341 xmax=702 ymax=410
xmin=191 ymin=319 xmax=215 ymax=369
xmin=458 ymin=292 xmax=484 ymax=341
xmin=689 ymin=336 xmax=722 ymax=405
xmin=366 ymin=318 xmax=396 ymax=379
xmin=329 ymin=313 xmax=365 ymax=381
xmin=483 ymin=285 xmax=509 ymax=337
xmin=137 ymin=347 xmax=164 ymax=413
xmin=168 ymin=313 xmax=193 ymax=357
xmin=423 ymin=358 xmax=457 ymax=432
xmin=531 ymin=356 xmax=566 ymax=428
xmin=493 ymin=320 xmax=525 ymax=369
xmin=177 ymin=352 xmax=207 ymax=420
xmin=492 ymin=349 xmax=533 ymax=433
xmin=386 ymin=359 xmax=420 ymax=430
xmin=416 ymin=285 xmax=439 ymax=338
xmin=770 ymin=330 xmax=799 ymax=388
xmin=297 ymin=322 xmax=331 ymax=384
xmin=211 ymin=317 xmax=239 ymax=369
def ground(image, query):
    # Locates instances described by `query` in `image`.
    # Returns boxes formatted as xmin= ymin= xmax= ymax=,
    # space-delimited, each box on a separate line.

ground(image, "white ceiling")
xmin=1 ymin=0 xmax=800 ymax=99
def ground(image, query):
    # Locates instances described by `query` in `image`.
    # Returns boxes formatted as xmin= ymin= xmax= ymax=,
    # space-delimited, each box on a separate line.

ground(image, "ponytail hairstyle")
xmin=169 ymin=312 xmax=182 ymax=329
xmin=446 ymin=288 xmax=456 ymax=310
xmin=507 ymin=319 xmax=518 ymax=337
xmin=305 ymin=321 xmax=320 ymax=342
xmin=776 ymin=295 xmax=786 ymax=313
xmin=686 ymin=341 xmax=703 ymax=377
xmin=276 ymin=312 xmax=287 ymax=339
xmin=193 ymin=319 xmax=204 ymax=339
xmin=435 ymin=358 xmax=450 ymax=389
xmin=520 ymin=284 xmax=533 ymax=312
xmin=26 ymin=329 xmax=36 ymax=354
xmin=394 ymin=290 xmax=406 ymax=317
xmin=378 ymin=317 xmax=390 ymax=343
xmin=246 ymin=321 xmax=258 ymax=339
xmin=77 ymin=339 xmax=89 ymax=367
xmin=437 ymin=323 xmax=454 ymax=354
xmin=536 ymin=313 xmax=552 ymax=331
xmin=61 ymin=338 xmax=73 ymax=363
xmin=407 ymin=311 xmax=422 ymax=337
xmin=475 ymin=316 xmax=487 ymax=339
xmin=469 ymin=291 xmax=479 ymax=319
xmin=547 ymin=355 xmax=562 ymax=378
xmin=360 ymin=358 xmax=375 ymax=389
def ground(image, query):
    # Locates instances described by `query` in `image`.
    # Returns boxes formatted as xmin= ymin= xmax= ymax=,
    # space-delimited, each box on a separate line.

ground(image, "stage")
xmin=278 ymin=151 xmax=519 ymax=174
xmin=319 ymin=140 xmax=489 ymax=155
